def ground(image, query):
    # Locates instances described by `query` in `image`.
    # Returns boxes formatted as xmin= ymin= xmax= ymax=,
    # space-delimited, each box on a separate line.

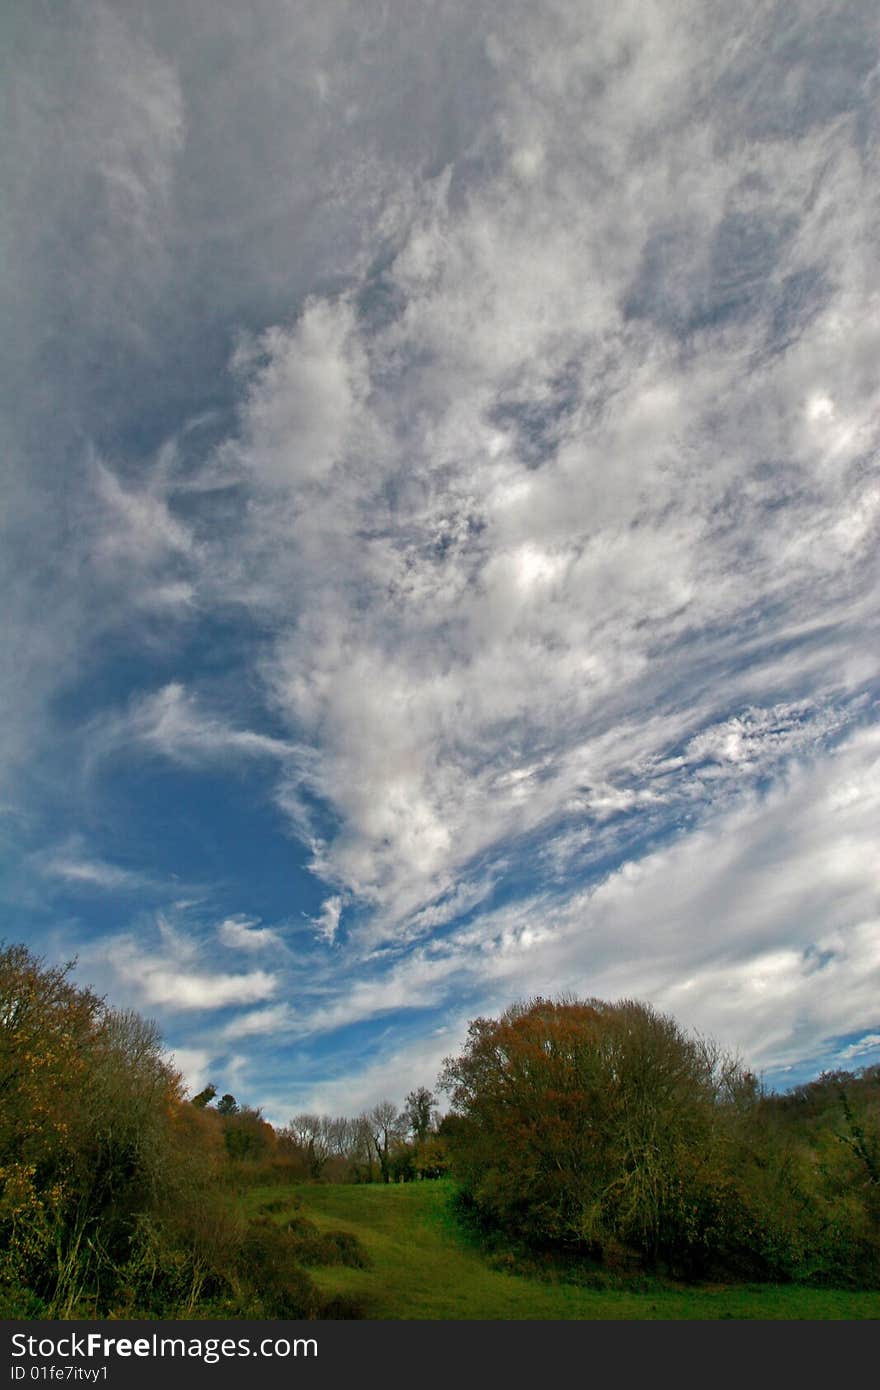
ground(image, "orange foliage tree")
xmin=439 ymin=995 xmax=739 ymax=1265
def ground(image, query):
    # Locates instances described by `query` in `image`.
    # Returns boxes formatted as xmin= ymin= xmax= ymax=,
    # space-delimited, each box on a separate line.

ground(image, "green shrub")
xmin=287 ymin=1226 xmax=370 ymax=1268
xmin=235 ymin=1217 xmax=321 ymax=1318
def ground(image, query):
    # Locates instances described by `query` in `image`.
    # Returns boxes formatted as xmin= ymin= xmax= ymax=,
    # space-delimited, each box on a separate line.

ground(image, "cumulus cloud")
xmin=230 ymin=299 xmax=369 ymax=491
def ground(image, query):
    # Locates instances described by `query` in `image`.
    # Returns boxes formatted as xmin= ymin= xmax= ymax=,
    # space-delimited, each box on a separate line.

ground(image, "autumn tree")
xmin=69 ymin=1008 xmax=184 ymax=1238
xmin=439 ymin=996 xmax=739 ymax=1264
xmin=0 ymin=943 xmax=185 ymax=1311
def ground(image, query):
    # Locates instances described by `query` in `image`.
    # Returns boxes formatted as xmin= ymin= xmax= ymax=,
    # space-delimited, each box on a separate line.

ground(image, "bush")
xmin=287 ymin=1225 xmax=370 ymax=1269
xmin=235 ymin=1218 xmax=321 ymax=1317
xmin=440 ymin=996 xmax=737 ymax=1266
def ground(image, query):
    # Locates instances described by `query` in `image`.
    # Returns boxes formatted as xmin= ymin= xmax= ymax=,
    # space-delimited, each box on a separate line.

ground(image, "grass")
xmin=239 ymin=1180 xmax=880 ymax=1320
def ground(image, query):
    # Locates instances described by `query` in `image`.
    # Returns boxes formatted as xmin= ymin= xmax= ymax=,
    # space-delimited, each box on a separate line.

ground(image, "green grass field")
xmin=241 ymin=1180 xmax=880 ymax=1320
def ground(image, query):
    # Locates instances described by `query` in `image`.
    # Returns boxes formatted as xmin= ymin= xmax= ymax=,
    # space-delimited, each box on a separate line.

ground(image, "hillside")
xmin=242 ymin=1181 xmax=880 ymax=1320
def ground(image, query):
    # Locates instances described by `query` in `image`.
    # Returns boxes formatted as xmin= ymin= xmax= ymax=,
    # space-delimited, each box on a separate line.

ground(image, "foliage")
xmin=439 ymin=996 xmax=880 ymax=1284
xmin=221 ymin=1105 xmax=275 ymax=1162
xmin=0 ymin=943 xmax=186 ymax=1315
xmin=0 ymin=941 xmax=362 ymax=1318
xmin=439 ymin=996 xmax=742 ymax=1266
xmin=403 ymin=1087 xmax=438 ymax=1142
xmin=190 ymin=1084 xmax=217 ymax=1109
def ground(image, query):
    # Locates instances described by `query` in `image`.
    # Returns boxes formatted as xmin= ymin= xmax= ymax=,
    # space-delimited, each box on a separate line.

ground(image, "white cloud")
xmin=124 ymin=960 xmax=277 ymax=1012
xmin=196 ymin=7 xmax=879 ymax=945
xmin=166 ymin=1047 xmax=215 ymax=1098
xmin=100 ymin=916 xmax=279 ymax=1013
xmin=221 ymin=1004 xmax=295 ymax=1041
xmin=255 ymin=1020 xmax=468 ymax=1123
xmin=217 ymin=916 xmax=282 ymax=951
xmin=453 ymin=726 xmax=880 ymax=1074
xmin=92 ymin=458 xmax=193 ymax=566
xmin=836 ymin=1034 xmax=880 ymax=1064
xmin=231 ymin=299 xmax=368 ymax=490
xmin=40 ymin=851 xmax=147 ymax=892
xmin=257 ymin=724 xmax=880 ymax=1084
xmin=311 ymin=896 xmax=343 ymax=945
xmin=92 ymin=683 xmax=293 ymax=769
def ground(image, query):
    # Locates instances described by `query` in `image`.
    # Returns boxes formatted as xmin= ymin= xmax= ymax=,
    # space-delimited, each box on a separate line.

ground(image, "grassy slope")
xmin=241 ymin=1180 xmax=880 ymax=1320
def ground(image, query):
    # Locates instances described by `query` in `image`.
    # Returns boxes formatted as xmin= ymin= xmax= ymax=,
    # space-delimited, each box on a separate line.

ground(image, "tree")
xmin=363 ymin=1101 xmax=405 ymax=1184
xmin=0 ymin=943 xmax=186 ymax=1311
xmin=216 ymin=1093 xmax=239 ymax=1116
xmin=284 ymin=1114 xmax=332 ymax=1180
xmin=350 ymin=1116 xmax=377 ymax=1183
xmin=222 ymin=1105 xmax=274 ymax=1162
xmin=324 ymin=1115 xmax=359 ymax=1160
xmin=191 ymin=1084 xmax=217 ymax=1109
xmin=403 ymin=1087 xmax=437 ymax=1142
xmin=71 ymin=1008 xmax=183 ymax=1227
xmin=439 ymin=996 xmax=736 ymax=1263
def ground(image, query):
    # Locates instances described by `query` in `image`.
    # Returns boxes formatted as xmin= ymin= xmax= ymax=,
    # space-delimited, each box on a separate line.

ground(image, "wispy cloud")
xmin=836 ymin=1034 xmax=880 ymax=1064
xmin=40 ymin=853 xmax=148 ymax=893
xmin=6 ymin=1 xmax=880 ymax=1110
xmin=242 ymin=722 xmax=880 ymax=1105
xmin=310 ymin=896 xmax=343 ymax=945
xmin=91 ymin=683 xmax=294 ymax=770
xmin=99 ymin=915 xmax=279 ymax=1013
xmin=203 ymin=29 xmax=879 ymax=938
xmin=221 ymin=1004 xmax=295 ymax=1041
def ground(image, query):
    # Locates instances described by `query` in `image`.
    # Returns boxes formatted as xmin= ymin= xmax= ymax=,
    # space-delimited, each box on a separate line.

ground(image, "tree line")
xmin=188 ymin=1083 xmax=447 ymax=1183
xmin=1 ymin=941 xmax=878 ymax=1318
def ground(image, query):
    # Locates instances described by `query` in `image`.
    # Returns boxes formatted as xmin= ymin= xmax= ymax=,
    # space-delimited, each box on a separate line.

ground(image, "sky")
xmin=2 ymin=0 xmax=879 ymax=1124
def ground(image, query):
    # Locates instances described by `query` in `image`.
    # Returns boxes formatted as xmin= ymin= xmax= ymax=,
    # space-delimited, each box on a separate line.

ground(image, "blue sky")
xmin=2 ymin=0 xmax=879 ymax=1123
